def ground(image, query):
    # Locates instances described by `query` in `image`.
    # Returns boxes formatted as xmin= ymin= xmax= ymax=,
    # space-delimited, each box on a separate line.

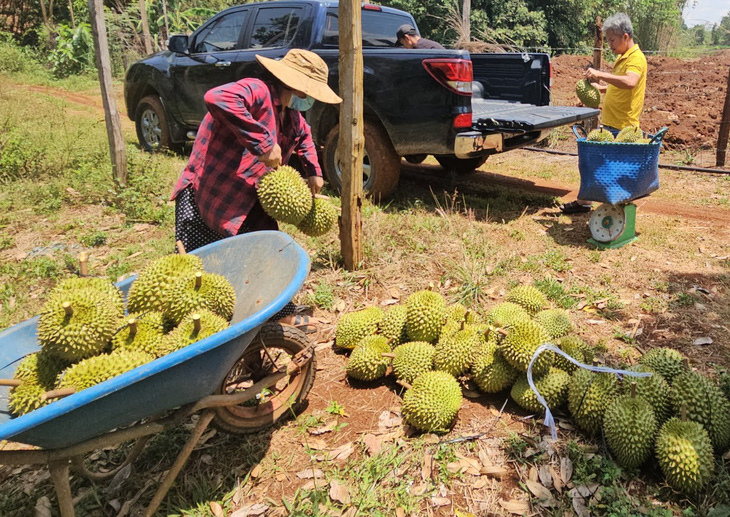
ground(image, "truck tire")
xmin=323 ymin=120 xmax=401 ymax=200
xmin=436 ymin=155 xmax=488 ymax=175
xmin=135 ymin=95 xmax=172 ymax=152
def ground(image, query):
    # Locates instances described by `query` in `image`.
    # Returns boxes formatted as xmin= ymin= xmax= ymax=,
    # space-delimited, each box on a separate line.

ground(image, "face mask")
xmin=288 ymin=94 xmax=315 ymax=111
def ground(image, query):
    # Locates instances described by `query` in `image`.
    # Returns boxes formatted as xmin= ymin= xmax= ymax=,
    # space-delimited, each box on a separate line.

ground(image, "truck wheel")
xmin=135 ymin=95 xmax=172 ymax=152
xmin=323 ymin=120 xmax=401 ymax=200
xmin=212 ymin=323 xmax=316 ymax=435
xmin=436 ymin=155 xmax=488 ymax=175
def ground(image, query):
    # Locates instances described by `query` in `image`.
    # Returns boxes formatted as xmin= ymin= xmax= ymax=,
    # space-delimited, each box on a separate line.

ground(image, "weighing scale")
xmin=587 ymin=202 xmax=638 ymax=249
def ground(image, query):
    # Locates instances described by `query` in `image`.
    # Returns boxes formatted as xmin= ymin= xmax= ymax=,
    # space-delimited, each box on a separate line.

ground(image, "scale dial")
xmin=589 ymin=203 xmax=627 ymax=243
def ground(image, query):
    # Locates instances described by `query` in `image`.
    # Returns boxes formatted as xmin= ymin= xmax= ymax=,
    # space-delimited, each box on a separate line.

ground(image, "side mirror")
xmin=168 ymin=35 xmax=189 ymax=54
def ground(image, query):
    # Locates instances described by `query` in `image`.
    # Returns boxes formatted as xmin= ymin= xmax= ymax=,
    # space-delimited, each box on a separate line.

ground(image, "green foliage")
xmin=49 ymin=23 xmax=94 ymax=78
xmin=80 ymin=231 xmax=108 ymax=247
xmin=0 ymin=32 xmax=42 ymax=74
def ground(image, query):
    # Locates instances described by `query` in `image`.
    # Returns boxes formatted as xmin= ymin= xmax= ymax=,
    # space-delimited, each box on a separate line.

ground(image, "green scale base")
xmin=587 ymin=203 xmax=638 ymax=249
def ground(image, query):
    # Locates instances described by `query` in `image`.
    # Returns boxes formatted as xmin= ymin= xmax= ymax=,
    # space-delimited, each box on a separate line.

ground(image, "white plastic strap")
xmin=526 ymin=344 xmax=653 ymax=440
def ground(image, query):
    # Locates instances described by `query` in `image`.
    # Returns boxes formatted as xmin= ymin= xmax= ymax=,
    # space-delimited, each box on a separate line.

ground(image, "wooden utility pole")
xmin=338 ymin=0 xmax=364 ymax=270
xmin=717 ymin=67 xmax=730 ymax=167
xmin=462 ymin=0 xmax=471 ymax=44
xmin=585 ymin=17 xmax=603 ymax=133
xmin=88 ymin=0 xmax=128 ymax=186
xmin=139 ymin=0 xmax=153 ymax=55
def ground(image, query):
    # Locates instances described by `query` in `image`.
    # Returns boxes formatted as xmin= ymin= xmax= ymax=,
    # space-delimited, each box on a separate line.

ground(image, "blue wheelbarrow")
xmin=0 ymin=231 xmax=316 ymax=516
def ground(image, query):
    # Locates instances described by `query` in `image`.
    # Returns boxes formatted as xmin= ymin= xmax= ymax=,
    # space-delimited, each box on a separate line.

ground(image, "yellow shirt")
xmin=601 ymin=44 xmax=647 ymax=130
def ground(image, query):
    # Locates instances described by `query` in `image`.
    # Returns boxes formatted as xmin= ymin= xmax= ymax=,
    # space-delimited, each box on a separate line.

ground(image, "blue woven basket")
xmin=573 ymin=126 xmax=667 ymax=205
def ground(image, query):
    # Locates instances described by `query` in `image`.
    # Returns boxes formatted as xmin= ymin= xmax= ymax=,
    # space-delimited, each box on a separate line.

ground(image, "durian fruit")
xmin=655 ymin=417 xmax=714 ymax=494
xmin=7 ymin=351 xmax=69 ymax=416
xmin=510 ymin=367 xmax=570 ymax=412
xmin=335 ymin=307 xmax=384 ymax=350
xmin=567 ymin=369 xmax=619 ymax=435
xmin=405 ymin=290 xmax=447 ymax=343
xmin=615 ymin=125 xmax=643 ymax=143
xmin=51 ymin=277 xmax=124 ymax=314
xmin=604 ymin=387 xmax=657 ymax=469
xmin=56 ymin=349 xmax=153 ymax=392
xmin=37 ymin=288 xmax=121 ymax=361
xmin=670 ymin=371 xmax=730 ymax=452
xmin=297 ymin=197 xmax=337 ymax=236
xmin=401 ymin=371 xmax=462 ymax=433
xmin=156 ymin=310 xmax=230 ymax=357
xmin=485 ymin=302 xmax=530 ymax=328
xmin=111 ymin=312 xmax=165 ymax=356
xmin=8 ymin=378 xmax=48 ymax=416
xmin=504 ymin=286 xmax=547 ymax=316
xmin=379 ymin=305 xmax=408 ymax=347
xmin=127 ymin=254 xmax=204 ymax=314
xmin=432 ymin=326 xmax=480 ymax=377
xmin=639 ymin=347 xmax=687 ymax=384
xmin=534 ymin=309 xmax=572 ymax=339
xmin=499 ymin=319 xmax=553 ymax=375
xmin=257 ymin=165 xmax=313 ymax=225
xmin=586 ymin=127 xmax=615 ymax=142
xmin=554 ymin=336 xmax=593 ymax=373
xmin=391 ymin=342 xmax=435 ymax=384
xmin=637 ymin=138 xmax=652 ymax=144
xmin=575 ymin=79 xmax=601 ymax=108
xmin=163 ymin=271 xmax=236 ymax=327
xmin=346 ymin=336 xmax=391 ymax=381
xmin=472 ymin=338 xmax=518 ymax=393
xmin=621 ymin=365 xmax=671 ymax=424
xmin=719 ymin=372 xmax=730 ymax=402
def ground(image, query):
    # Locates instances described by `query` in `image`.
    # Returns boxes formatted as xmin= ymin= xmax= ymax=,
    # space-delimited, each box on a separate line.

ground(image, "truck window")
xmin=192 ymin=10 xmax=247 ymax=53
xmin=250 ymin=7 xmax=304 ymax=49
xmin=323 ymin=8 xmax=413 ymax=47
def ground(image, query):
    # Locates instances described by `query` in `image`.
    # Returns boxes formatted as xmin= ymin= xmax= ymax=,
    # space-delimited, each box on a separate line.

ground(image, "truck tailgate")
xmin=472 ymin=99 xmax=599 ymax=131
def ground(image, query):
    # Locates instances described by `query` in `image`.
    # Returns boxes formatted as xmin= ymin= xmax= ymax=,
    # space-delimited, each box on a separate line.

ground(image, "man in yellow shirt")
xmin=561 ymin=13 xmax=647 ymax=214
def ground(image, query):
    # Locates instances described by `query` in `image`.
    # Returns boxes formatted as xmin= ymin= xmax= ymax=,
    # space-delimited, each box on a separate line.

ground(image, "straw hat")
xmin=256 ymin=49 xmax=342 ymax=104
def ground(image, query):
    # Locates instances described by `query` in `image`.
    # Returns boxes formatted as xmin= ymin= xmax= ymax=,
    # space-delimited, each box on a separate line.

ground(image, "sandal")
xmin=560 ymin=200 xmax=592 ymax=214
xmin=281 ymin=314 xmax=320 ymax=336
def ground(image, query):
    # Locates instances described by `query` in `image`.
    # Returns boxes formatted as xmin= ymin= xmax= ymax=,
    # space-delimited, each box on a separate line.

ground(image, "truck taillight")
xmin=453 ymin=113 xmax=472 ymax=128
xmin=422 ymin=59 xmax=473 ymax=96
xmin=362 ymin=3 xmax=381 ymax=10
xmin=549 ymin=58 xmax=553 ymax=88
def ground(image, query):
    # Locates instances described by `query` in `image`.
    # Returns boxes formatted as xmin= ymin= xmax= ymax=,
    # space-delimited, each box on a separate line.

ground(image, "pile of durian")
xmin=336 ymin=285 xmax=730 ymax=495
xmin=258 ymin=165 xmax=338 ymax=236
xmin=7 ymin=254 xmax=236 ymax=417
xmin=586 ymin=125 xmax=652 ymax=143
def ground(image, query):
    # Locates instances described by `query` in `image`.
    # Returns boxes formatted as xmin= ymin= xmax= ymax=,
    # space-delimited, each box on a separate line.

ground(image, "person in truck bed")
xmin=395 ymin=24 xmax=445 ymax=50
xmin=171 ymin=48 xmax=341 ymax=326
xmin=561 ymin=12 xmax=647 ymax=214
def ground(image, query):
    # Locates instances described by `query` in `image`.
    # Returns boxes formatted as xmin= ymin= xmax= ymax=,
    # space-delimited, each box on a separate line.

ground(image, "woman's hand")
xmin=260 ymin=143 xmax=282 ymax=168
xmin=307 ymin=176 xmax=324 ymax=195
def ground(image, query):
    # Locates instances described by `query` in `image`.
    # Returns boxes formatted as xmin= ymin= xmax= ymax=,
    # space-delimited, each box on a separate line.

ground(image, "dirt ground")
xmin=550 ymin=49 xmax=730 ymax=151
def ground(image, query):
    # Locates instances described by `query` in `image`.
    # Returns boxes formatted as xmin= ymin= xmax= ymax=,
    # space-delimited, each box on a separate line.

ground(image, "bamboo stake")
xmin=41 ymin=388 xmax=77 ymax=401
xmin=0 ymin=379 xmax=22 ymax=387
xmin=717 ymin=67 xmax=730 ymax=167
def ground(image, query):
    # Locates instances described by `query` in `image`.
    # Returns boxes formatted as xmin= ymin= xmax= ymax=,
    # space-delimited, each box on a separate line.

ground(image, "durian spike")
xmin=381 ymin=353 xmax=396 ymax=359
xmin=630 ymin=381 xmax=637 ymax=398
xmin=79 ymin=252 xmax=89 ymax=276
xmin=396 ymin=379 xmax=413 ymax=390
xmin=0 ymin=378 xmax=22 ymax=387
xmin=194 ymin=272 xmax=203 ymax=289
xmin=176 ymin=240 xmax=187 ymax=254
xmin=62 ymin=301 xmax=74 ymax=317
xmin=41 ymin=387 xmax=76 ymax=401
xmin=128 ymin=318 xmax=138 ymax=337
xmin=192 ymin=314 xmax=202 ymax=334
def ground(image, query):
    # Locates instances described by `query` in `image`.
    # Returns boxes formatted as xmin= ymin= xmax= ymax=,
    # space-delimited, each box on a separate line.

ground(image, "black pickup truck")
xmin=124 ymin=0 xmax=598 ymax=198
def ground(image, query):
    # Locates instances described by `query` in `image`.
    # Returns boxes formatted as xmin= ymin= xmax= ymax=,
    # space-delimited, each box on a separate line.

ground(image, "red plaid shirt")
xmin=171 ymin=78 xmax=322 ymax=236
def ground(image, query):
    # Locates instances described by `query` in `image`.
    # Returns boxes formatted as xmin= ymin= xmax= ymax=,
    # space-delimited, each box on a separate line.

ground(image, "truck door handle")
xmin=215 ymin=61 xmax=231 ymax=68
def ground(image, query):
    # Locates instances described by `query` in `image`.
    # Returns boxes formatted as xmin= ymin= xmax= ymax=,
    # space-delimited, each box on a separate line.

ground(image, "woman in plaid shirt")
xmin=172 ymin=49 xmax=342 ymax=253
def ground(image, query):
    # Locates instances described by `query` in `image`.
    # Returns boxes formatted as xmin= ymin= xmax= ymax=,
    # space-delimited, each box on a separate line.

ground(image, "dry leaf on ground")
xmin=499 ymin=499 xmax=530 ymax=514
xmin=422 ymin=453 xmax=433 ymax=480
xmin=480 ymin=466 xmax=509 ymax=479
xmin=329 ymin=480 xmax=351 ymax=504
xmin=560 ymin=457 xmax=573 ymax=484
xmin=209 ymin=501 xmax=224 ymax=517
xmin=296 ymin=468 xmax=324 ymax=479
xmin=524 ymin=479 xmax=556 ymax=506
xmin=362 ymin=433 xmax=383 ymax=456
xmin=431 ymin=497 xmax=451 ymax=507
xmin=250 ymin=464 xmax=263 ymax=479
xmin=378 ymin=410 xmax=402 ymax=429
xmin=230 ymin=503 xmax=269 ymax=517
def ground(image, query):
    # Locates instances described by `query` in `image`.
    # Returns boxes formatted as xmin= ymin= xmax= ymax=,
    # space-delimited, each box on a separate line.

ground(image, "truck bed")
xmin=471 ymin=98 xmax=599 ymax=132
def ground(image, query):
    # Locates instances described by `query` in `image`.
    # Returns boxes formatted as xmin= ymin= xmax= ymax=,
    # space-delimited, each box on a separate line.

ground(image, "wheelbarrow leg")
xmin=144 ymin=409 xmax=216 ymax=517
xmin=49 ymin=459 xmax=75 ymax=517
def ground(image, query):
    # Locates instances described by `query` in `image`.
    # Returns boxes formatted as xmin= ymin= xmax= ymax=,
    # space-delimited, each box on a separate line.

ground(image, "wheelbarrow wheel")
xmin=212 ymin=323 xmax=316 ymax=434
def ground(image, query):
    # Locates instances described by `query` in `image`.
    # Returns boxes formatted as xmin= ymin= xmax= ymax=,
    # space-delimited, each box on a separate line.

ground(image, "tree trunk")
xmin=161 ymin=0 xmax=170 ymax=47
xmin=717 ymin=67 xmax=730 ymax=167
xmin=68 ymin=0 xmax=75 ymax=28
xmin=139 ymin=0 xmax=153 ymax=54
xmin=461 ymin=0 xmax=470 ymax=43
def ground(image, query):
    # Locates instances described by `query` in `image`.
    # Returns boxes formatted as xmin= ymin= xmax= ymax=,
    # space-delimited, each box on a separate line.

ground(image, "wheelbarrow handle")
xmin=572 ymin=124 xmax=588 ymax=139
xmin=649 ymin=127 xmax=668 ymax=144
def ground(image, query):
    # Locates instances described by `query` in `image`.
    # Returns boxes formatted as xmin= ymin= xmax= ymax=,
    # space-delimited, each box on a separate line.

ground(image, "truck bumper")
xmin=454 ymin=131 xmax=503 ymax=158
